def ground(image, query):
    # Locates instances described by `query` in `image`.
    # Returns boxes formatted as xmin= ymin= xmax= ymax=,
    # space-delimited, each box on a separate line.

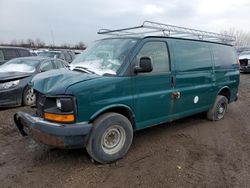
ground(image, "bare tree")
xmin=74 ymin=41 xmax=86 ymax=50
xmin=26 ymin=38 xmax=35 ymax=48
xmin=35 ymin=38 xmax=45 ymax=48
xmin=221 ymin=28 xmax=250 ymax=46
xmin=19 ymin=39 xmax=25 ymax=47
xmin=1 ymin=38 xmax=86 ymax=50
xmin=10 ymin=39 xmax=17 ymax=46
xmin=61 ymin=43 xmax=71 ymax=49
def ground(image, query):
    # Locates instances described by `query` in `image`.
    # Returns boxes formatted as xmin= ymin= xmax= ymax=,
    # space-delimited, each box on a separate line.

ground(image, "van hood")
xmin=31 ymin=69 xmax=100 ymax=94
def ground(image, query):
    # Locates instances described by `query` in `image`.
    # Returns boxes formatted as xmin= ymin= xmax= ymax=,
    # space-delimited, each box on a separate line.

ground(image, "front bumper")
xmin=240 ymin=66 xmax=250 ymax=73
xmin=14 ymin=112 xmax=92 ymax=148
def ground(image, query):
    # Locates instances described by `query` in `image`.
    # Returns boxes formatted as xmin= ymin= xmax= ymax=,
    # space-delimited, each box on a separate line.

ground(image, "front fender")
xmin=89 ymin=104 xmax=135 ymax=123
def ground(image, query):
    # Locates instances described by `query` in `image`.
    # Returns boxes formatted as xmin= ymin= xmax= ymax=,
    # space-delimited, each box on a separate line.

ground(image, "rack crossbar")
xmin=98 ymin=21 xmax=236 ymax=44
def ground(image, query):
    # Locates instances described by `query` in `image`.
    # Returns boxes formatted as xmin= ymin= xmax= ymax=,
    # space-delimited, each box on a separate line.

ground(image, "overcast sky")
xmin=0 ymin=0 xmax=249 ymax=46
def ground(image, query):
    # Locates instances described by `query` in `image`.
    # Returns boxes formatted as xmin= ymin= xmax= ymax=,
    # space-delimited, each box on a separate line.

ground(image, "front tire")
xmin=86 ymin=113 xmax=133 ymax=164
xmin=207 ymin=95 xmax=228 ymax=121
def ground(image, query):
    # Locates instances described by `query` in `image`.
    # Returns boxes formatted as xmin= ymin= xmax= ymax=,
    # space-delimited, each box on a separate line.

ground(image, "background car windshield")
xmin=71 ymin=38 xmax=138 ymax=75
xmin=0 ymin=58 xmax=40 ymax=73
xmin=39 ymin=51 xmax=60 ymax=58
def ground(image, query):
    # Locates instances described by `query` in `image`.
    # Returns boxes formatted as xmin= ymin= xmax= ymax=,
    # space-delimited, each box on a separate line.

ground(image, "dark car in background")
xmin=239 ymin=51 xmax=250 ymax=73
xmin=0 ymin=46 xmax=32 ymax=65
xmin=38 ymin=50 xmax=75 ymax=63
xmin=0 ymin=56 xmax=68 ymax=107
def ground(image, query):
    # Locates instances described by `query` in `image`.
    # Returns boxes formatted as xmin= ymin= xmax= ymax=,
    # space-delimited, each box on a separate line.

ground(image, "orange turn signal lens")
xmin=44 ymin=112 xmax=75 ymax=123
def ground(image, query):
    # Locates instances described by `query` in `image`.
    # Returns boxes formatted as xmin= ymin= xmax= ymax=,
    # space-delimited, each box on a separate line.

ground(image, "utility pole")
xmin=50 ymin=29 xmax=55 ymax=47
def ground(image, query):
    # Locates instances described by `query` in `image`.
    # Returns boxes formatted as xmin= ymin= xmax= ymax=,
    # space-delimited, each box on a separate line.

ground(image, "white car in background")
xmin=239 ymin=51 xmax=250 ymax=73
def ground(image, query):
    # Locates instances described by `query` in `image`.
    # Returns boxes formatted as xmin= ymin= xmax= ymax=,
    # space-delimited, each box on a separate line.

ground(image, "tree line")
xmin=0 ymin=38 xmax=87 ymax=50
xmin=1 ymin=29 xmax=250 ymax=50
xmin=221 ymin=28 xmax=250 ymax=47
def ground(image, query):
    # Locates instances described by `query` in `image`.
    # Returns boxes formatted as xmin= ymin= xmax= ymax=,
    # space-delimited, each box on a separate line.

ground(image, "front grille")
xmin=36 ymin=91 xmax=46 ymax=117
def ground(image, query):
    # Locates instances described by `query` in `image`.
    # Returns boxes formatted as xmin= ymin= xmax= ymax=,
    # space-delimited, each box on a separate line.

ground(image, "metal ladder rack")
xmin=98 ymin=21 xmax=236 ymax=44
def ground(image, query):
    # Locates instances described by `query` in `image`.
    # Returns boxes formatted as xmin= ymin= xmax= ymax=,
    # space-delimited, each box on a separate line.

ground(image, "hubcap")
xmin=216 ymin=102 xmax=226 ymax=119
xmin=26 ymin=88 xmax=36 ymax=105
xmin=101 ymin=125 xmax=126 ymax=155
xmin=219 ymin=107 xmax=224 ymax=114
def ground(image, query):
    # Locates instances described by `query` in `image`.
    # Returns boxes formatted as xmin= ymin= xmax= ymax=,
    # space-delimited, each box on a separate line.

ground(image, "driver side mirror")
xmin=134 ymin=57 xmax=153 ymax=73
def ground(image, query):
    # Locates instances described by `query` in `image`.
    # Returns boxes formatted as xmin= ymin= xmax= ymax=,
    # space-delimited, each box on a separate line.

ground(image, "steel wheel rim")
xmin=216 ymin=101 xmax=226 ymax=119
xmin=26 ymin=88 xmax=36 ymax=105
xmin=101 ymin=125 xmax=126 ymax=155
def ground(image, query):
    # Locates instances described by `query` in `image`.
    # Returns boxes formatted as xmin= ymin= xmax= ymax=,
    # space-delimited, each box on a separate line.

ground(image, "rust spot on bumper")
xmin=31 ymin=128 xmax=65 ymax=148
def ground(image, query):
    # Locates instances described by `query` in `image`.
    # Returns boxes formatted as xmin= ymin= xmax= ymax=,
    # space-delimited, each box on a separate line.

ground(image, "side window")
xmin=18 ymin=49 xmax=30 ymax=57
xmin=59 ymin=53 xmax=65 ymax=60
xmin=40 ymin=61 xmax=53 ymax=72
xmin=135 ymin=41 xmax=170 ymax=73
xmin=64 ymin=53 xmax=71 ymax=62
xmin=54 ymin=60 xmax=65 ymax=69
xmin=174 ymin=40 xmax=212 ymax=72
xmin=3 ymin=49 xmax=18 ymax=60
xmin=0 ymin=50 xmax=4 ymax=61
xmin=212 ymin=45 xmax=236 ymax=68
xmin=69 ymin=52 xmax=75 ymax=60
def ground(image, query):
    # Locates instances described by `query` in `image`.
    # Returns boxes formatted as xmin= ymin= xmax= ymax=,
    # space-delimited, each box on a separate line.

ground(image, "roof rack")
xmin=98 ymin=21 xmax=236 ymax=44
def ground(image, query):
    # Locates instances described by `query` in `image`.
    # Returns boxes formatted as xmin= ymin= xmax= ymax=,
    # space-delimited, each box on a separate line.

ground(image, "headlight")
xmin=0 ymin=80 xmax=20 ymax=89
xmin=56 ymin=98 xmax=74 ymax=112
xmin=56 ymin=99 xmax=62 ymax=109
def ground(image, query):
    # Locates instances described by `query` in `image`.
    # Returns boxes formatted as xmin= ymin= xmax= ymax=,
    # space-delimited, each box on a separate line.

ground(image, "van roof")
xmin=98 ymin=21 xmax=235 ymax=45
xmin=100 ymin=36 xmax=234 ymax=47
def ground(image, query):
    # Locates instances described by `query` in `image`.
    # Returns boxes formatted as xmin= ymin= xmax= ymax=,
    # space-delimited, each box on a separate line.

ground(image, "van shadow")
xmin=30 ymin=113 xmax=207 ymax=165
xmin=134 ymin=112 xmax=207 ymax=139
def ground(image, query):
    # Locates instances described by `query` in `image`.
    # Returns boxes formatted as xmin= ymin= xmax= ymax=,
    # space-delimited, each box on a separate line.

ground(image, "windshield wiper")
xmin=73 ymin=66 xmax=98 ymax=75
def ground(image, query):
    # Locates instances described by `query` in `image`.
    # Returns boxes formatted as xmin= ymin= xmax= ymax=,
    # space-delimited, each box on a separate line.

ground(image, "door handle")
xmin=172 ymin=91 xmax=181 ymax=100
xmin=171 ymin=75 xmax=176 ymax=87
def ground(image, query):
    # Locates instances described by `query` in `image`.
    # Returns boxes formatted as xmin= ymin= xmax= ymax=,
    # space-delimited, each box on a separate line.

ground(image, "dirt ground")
xmin=0 ymin=74 xmax=250 ymax=188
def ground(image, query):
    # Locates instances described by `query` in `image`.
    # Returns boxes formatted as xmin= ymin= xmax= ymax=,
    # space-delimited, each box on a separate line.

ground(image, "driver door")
xmin=132 ymin=40 xmax=174 ymax=129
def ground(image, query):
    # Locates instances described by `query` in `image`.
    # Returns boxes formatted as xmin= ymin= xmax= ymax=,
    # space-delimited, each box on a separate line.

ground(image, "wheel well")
xmin=218 ymin=88 xmax=230 ymax=101
xmin=90 ymin=107 xmax=136 ymax=129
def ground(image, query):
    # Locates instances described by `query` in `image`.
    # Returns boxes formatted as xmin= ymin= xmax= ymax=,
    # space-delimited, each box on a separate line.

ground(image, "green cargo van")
xmin=14 ymin=21 xmax=239 ymax=164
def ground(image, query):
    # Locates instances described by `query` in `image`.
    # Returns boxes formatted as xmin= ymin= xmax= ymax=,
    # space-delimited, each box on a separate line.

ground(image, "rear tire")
xmin=23 ymin=86 xmax=36 ymax=106
xmin=207 ymin=95 xmax=228 ymax=121
xmin=86 ymin=113 xmax=133 ymax=164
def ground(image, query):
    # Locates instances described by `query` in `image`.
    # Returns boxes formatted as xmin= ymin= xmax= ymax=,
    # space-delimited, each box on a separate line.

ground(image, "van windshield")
xmin=71 ymin=38 xmax=138 ymax=75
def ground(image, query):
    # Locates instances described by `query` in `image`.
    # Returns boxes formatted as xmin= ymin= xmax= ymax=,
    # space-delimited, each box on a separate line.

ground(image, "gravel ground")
xmin=0 ymin=74 xmax=250 ymax=188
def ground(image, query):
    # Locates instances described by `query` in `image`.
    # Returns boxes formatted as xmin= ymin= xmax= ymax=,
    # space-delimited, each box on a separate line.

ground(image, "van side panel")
xmin=171 ymin=39 xmax=215 ymax=116
xmin=210 ymin=44 xmax=239 ymax=103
